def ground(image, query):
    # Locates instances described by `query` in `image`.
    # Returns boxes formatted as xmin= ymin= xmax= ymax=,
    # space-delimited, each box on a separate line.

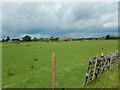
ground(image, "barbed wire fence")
xmin=83 ymin=50 xmax=119 ymax=85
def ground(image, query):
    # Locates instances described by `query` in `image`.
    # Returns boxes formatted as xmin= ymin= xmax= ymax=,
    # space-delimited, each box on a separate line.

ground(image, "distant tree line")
xmin=2 ymin=37 xmax=10 ymax=42
xmin=1 ymin=35 xmax=59 ymax=42
xmin=1 ymin=35 xmax=120 ymax=42
xmin=74 ymin=35 xmax=120 ymax=41
xmin=104 ymin=35 xmax=120 ymax=40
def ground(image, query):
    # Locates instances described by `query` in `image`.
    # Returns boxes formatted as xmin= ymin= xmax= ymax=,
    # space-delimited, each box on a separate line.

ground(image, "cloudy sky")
xmin=2 ymin=2 xmax=118 ymax=39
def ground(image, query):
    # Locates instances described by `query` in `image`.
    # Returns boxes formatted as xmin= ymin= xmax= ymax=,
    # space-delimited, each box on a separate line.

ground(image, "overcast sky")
xmin=2 ymin=2 xmax=118 ymax=39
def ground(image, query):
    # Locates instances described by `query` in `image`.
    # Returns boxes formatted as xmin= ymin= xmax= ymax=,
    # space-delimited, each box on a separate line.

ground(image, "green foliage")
xmin=105 ymin=35 xmax=110 ymax=40
xmin=49 ymin=36 xmax=59 ymax=41
xmin=39 ymin=38 xmax=44 ymax=41
xmin=32 ymin=37 xmax=38 ymax=41
xmin=2 ymin=39 xmax=5 ymax=42
xmin=2 ymin=40 xmax=118 ymax=88
xmin=105 ymin=35 xmax=119 ymax=40
xmin=39 ymin=38 xmax=49 ymax=42
xmin=6 ymin=37 xmax=10 ymax=42
xmin=22 ymin=35 xmax=32 ymax=41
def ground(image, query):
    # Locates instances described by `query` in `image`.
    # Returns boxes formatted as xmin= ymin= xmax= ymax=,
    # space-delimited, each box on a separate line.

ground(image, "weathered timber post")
xmin=110 ymin=53 xmax=112 ymax=69
xmin=83 ymin=58 xmax=92 ymax=86
xmin=52 ymin=53 xmax=56 ymax=90
xmin=92 ymin=56 xmax=98 ymax=80
xmin=83 ymin=51 xmax=119 ymax=85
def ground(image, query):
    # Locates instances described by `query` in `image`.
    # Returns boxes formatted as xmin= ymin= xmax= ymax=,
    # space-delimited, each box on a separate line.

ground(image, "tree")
xmin=105 ymin=35 xmax=110 ymax=40
xmin=39 ymin=38 xmax=44 ymax=41
xmin=49 ymin=36 xmax=59 ymax=41
xmin=6 ymin=37 xmax=10 ymax=42
xmin=22 ymin=35 xmax=31 ymax=41
xmin=49 ymin=36 xmax=54 ymax=41
xmin=55 ymin=37 xmax=59 ymax=41
xmin=2 ymin=39 xmax=5 ymax=42
xmin=50 ymin=36 xmax=54 ymax=40
xmin=33 ymin=37 xmax=38 ymax=41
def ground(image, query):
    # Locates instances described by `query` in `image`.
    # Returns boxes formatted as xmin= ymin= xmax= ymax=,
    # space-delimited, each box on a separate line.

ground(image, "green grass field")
xmin=0 ymin=42 xmax=2 ymax=88
xmin=2 ymin=40 xmax=118 ymax=88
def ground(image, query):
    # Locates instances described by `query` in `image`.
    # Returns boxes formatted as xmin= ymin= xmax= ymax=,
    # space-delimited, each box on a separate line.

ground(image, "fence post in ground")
xmin=83 ymin=58 xmax=93 ymax=86
xmin=92 ymin=56 xmax=98 ymax=80
xmin=110 ymin=53 xmax=113 ymax=69
xmin=84 ymin=51 xmax=119 ymax=85
xmin=83 ymin=59 xmax=90 ymax=86
xmin=52 ymin=53 xmax=56 ymax=90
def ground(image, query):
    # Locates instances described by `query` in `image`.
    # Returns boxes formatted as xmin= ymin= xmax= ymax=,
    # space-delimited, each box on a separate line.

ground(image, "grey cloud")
xmin=1 ymin=2 xmax=118 ymax=39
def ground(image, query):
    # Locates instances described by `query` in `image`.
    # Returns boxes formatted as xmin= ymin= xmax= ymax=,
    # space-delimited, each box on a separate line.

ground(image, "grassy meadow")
xmin=2 ymin=40 xmax=118 ymax=88
xmin=0 ymin=42 xmax=2 ymax=88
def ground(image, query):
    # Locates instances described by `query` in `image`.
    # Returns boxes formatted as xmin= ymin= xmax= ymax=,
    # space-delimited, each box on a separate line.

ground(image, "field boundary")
xmin=84 ymin=50 xmax=119 ymax=85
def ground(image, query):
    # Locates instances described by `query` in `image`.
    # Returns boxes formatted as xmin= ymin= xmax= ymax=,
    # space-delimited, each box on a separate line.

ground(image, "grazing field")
xmin=2 ymin=40 xmax=118 ymax=88
xmin=0 ymin=42 xmax=2 ymax=88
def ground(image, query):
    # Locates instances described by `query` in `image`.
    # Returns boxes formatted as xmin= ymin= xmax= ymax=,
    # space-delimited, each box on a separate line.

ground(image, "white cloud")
xmin=103 ymin=22 xmax=118 ymax=28
xmin=2 ymin=0 xmax=119 ymax=2
xmin=1 ymin=2 xmax=118 ymax=39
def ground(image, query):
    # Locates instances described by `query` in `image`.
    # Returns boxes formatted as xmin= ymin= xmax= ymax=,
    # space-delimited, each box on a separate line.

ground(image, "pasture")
xmin=2 ymin=40 xmax=118 ymax=88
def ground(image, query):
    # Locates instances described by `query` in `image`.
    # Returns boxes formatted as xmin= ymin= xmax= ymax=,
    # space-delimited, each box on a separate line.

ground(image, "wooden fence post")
xmin=110 ymin=53 xmax=112 ymax=69
xmin=52 ymin=53 xmax=56 ymax=90
xmin=83 ymin=59 xmax=90 ymax=85
xmin=84 ymin=51 xmax=119 ymax=85
xmin=92 ymin=56 xmax=98 ymax=80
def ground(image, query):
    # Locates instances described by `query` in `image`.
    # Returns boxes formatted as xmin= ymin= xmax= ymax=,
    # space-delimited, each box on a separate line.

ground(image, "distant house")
xmin=12 ymin=39 xmax=20 ymax=42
